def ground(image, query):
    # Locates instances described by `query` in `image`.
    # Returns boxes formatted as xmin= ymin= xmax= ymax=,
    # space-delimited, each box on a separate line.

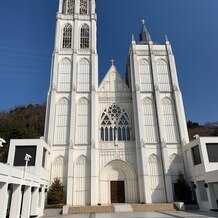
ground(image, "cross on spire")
xmin=111 ymin=59 xmax=114 ymax=66
xmin=141 ymin=19 xmax=145 ymax=25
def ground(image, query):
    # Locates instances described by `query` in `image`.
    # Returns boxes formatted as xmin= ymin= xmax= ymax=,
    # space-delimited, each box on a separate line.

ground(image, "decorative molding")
xmin=72 ymin=83 xmax=76 ymax=91
xmin=140 ymin=139 xmax=145 ymax=148
xmin=52 ymin=84 xmax=57 ymax=91
xmin=153 ymin=50 xmax=167 ymax=56
xmin=136 ymin=50 xmax=149 ymax=56
xmin=161 ymin=139 xmax=167 ymax=148
xmin=91 ymin=140 xmax=96 ymax=148
xmin=92 ymin=83 xmax=96 ymax=91
xmin=173 ymin=84 xmax=179 ymax=91
xmin=182 ymin=138 xmax=187 ymax=146
xmin=154 ymin=83 xmax=159 ymax=91
xmin=135 ymin=84 xmax=140 ymax=91
xmin=70 ymin=140 xmax=74 ymax=148
xmin=167 ymin=47 xmax=173 ymax=54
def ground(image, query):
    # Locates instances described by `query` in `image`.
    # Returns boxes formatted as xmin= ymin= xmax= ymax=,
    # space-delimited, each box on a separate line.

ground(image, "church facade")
xmin=44 ymin=0 xmax=189 ymax=206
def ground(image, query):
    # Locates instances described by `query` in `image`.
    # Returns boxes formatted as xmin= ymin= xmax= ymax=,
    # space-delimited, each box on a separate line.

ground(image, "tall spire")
xmin=139 ymin=19 xmax=151 ymax=44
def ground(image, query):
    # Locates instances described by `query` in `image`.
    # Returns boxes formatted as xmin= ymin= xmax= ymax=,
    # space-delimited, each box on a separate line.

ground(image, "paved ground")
xmin=42 ymin=210 xmax=218 ymax=218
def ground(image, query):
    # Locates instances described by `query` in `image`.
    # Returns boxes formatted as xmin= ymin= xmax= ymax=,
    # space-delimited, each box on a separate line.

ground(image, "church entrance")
xmin=99 ymin=160 xmax=138 ymax=204
xmin=111 ymin=181 xmax=125 ymax=203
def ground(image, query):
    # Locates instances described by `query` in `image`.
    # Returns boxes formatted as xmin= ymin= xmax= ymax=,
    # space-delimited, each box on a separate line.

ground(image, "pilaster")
xmin=9 ymin=184 xmax=22 ymax=218
xmin=30 ymin=187 xmax=39 ymax=217
xmin=166 ymin=42 xmax=189 ymax=144
xmin=130 ymin=50 xmax=147 ymax=203
xmin=0 ymin=183 xmax=8 ymax=218
xmin=66 ymin=147 xmax=74 ymax=205
xmin=21 ymin=186 xmax=32 ymax=218
xmin=149 ymin=42 xmax=173 ymax=202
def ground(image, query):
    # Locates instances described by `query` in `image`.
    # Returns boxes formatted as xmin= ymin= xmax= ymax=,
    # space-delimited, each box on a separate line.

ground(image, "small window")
xmin=80 ymin=24 xmax=89 ymax=49
xmin=206 ymin=143 xmax=218 ymax=162
xmin=14 ymin=146 xmax=37 ymax=166
xmin=191 ymin=145 xmax=202 ymax=165
xmin=62 ymin=24 xmax=72 ymax=48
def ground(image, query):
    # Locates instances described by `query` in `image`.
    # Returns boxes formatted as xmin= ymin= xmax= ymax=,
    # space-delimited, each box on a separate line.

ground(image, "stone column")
xmin=38 ymin=187 xmax=45 ymax=217
xmin=66 ymin=148 xmax=74 ymax=205
xmin=207 ymin=183 xmax=218 ymax=210
xmin=21 ymin=186 xmax=32 ymax=218
xmin=30 ymin=187 xmax=39 ymax=217
xmin=0 ymin=183 xmax=8 ymax=218
xmin=9 ymin=184 xmax=22 ymax=218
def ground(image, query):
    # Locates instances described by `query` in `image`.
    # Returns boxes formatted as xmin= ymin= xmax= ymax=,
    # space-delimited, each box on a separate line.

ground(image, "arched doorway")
xmin=99 ymin=159 xmax=138 ymax=204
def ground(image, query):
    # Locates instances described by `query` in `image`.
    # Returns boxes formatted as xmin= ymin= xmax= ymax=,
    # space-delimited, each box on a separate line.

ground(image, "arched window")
xmin=157 ymin=59 xmax=171 ymax=91
xmin=77 ymin=59 xmax=90 ymax=91
xmin=51 ymin=156 xmax=67 ymax=186
xmin=80 ymin=24 xmax=89 ymax=49
xmin=74 ymin=155 xmax=91 ymax=205
xmin=142 ymin=98 xmax=159 ymax=143
xmin=75 ymin=98 xmax=90 ymax=144
xmin=148 ymin=154 xmax=165 ymax=202
xmin=63 ymin=0 xmax=75 ymax=15
xmin=100 ymin=104 xmax=131 ymax=141
xmin=62 ymin=24 xmax=72 ymax=48
xmin=162 ymin=97 xmax=180 ymax=143
xmin=80 ymin=0 xmax=88 ymax=14
xmin=138 ymin=59 xmax=153 ymax=91
xmin=169 ymin=154 xmax=184 ymax=183
xmin=54 ymin=98 xmax=70 ymax=144
xmin=58 ymin=58 xmax=71 ymax=92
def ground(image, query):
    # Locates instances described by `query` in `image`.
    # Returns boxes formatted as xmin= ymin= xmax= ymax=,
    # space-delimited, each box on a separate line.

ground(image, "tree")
xmin=174 ymin=172 xmax=192 ymax=202
xmin=187 ymin=120 xmax=200 ymax=129
xmin=47 ymin=178 xmax=65 ymax=205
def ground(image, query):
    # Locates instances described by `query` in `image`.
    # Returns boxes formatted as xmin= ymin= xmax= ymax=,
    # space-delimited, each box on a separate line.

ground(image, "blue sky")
xmin=0 ymin=0 xmax=218 ymax=124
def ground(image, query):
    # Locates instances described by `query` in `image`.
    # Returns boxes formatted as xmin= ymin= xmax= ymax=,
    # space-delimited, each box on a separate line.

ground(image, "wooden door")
xmin=111 ymin=181 xmax=125 ymax=203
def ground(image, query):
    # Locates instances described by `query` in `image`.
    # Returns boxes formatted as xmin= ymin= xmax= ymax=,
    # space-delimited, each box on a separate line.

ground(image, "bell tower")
xmin=44 ymin=0 xmax=98 ymax=145
xmin=44 ymin=0 xmax=98 ymax=205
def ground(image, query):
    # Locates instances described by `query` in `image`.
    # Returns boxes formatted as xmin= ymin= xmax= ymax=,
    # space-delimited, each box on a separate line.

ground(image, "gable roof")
xmin=99 ymin=65 xmax=130 ymax=92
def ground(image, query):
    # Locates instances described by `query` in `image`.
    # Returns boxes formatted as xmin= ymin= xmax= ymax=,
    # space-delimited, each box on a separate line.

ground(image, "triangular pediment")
xmin=99 ymin=65 xmax=130 ymax=92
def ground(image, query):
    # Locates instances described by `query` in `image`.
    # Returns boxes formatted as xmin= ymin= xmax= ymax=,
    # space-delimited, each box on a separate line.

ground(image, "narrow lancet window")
xmin=62 ymin=24 xmax=72 ymax=48
xmin=63 ymin=0 xmax=75 ymax=15
xmin=80 ymin=24 xmax=89 ymax=49
xmin=80 ymin=0 xmax=88 ymax=14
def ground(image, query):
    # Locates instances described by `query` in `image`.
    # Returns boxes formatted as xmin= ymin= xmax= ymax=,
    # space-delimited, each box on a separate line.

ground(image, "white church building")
xmin=3 ymin=0 xmax=215 ymax=217
xmin=43 ymin=0 xmax=190 ymax=205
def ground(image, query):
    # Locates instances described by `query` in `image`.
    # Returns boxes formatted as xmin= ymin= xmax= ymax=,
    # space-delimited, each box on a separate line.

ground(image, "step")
xmin=68 ymin=203 xmax=175 ymax=214
xmin=113 ymin=204 xmax=133 ymax=212
xmin=68 ymin=205 xmax=114 ymax=214
xmin=132 ymin=203 xmax=176 ymax=212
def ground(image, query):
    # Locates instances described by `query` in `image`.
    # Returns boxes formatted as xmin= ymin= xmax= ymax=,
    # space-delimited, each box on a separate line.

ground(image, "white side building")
xmin=0 ymin=138 xmax=50 ymax=218
xmin=183 ymin=137 xmax=218 ymax=210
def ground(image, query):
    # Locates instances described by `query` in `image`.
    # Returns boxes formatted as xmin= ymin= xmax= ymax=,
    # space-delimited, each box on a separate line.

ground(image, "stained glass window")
xmin=100 ymin=104 xmax=131 ymax=141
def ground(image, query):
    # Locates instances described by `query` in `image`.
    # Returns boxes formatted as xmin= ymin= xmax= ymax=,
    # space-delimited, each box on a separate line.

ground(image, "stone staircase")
xmin=132 ymin=203 xmax=175 ymax=212
xmin=68 ymin=203 xmax=175 ymax=214
xmin=113 ymin=204 xmax=133 ymax=212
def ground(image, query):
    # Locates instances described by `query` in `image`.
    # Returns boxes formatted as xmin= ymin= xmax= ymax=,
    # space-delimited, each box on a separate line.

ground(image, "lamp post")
xmin=23 ymin=153 xmax=32 ymax=180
